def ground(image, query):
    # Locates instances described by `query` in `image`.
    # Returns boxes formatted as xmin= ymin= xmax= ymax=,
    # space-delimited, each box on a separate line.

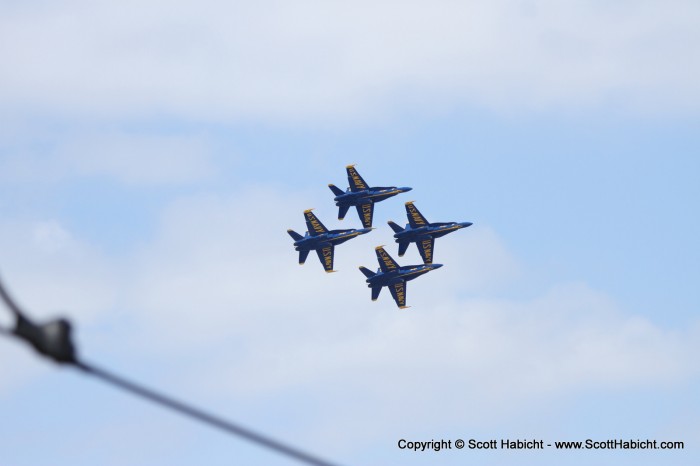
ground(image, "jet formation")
xmin=328 ymin=165 xmax=412 ymax=228
xmin=359 ymin=246 xmax=442 ymax=309
xmin=288 ymin=165 xmax=472 ymax=308
xmin=388 ymin=201 xmax=473 ymax=264
xmin=287 ymin=209 xmax=372 ymax=273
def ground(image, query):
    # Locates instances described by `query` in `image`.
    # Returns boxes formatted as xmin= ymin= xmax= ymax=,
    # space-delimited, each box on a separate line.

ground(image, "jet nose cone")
xmin=400 ymin=187 xmax=412 ymax=193
xmin=463 ymin=222 xmax=473 ymax=228
xmin=432 ymin=264 xmax=443 ymax=269
xmin=360 ymin=228 xmax=373 ymax=234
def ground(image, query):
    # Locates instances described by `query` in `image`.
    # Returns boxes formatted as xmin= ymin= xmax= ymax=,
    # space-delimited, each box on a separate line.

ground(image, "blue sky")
xmin=1 ymin=1 xmax=699 ymax=465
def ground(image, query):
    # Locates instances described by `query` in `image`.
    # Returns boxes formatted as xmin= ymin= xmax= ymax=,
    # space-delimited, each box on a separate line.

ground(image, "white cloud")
xmin=0 ymin=130 xmax=216 ymax=185
xmin=57 ymin=132 xmax=216 ymax=185
xmin=112 ymin=189 xmax=699 ymax=450
xmin=0 ymin=219 xmax=117 ymax=323
xmin=1 ymin=187 xmax=698 ymax=463
xmin=1 ymin=1 xmax=698 ymax=122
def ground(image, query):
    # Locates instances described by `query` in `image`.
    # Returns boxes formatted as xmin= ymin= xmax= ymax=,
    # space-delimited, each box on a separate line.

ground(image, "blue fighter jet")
xmin=388 ymin=201 xmax=472 ymax=264
xmin=287 ymin=209 xmax=373 ymax=273
xmin=359 ymin=246 xmax=442 ymax=309
xmin=328 ymin=165 xmax=412 ymax=228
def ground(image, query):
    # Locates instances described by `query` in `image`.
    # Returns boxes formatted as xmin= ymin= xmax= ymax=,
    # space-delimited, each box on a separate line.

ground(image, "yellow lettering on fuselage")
xmin=395 ymin=282 xmax=405 ymax=304
xmin=421 ymin=239 xmax=433 ymax=262
xmin=378 ymin=249 xmax=396 ymax=269
xmin=306 ymin=213 xmax=325 ymax=233
xmin=362 ymin=204 xmax=372 ymax=226
xmin=323 ymin=247 xmax=333 ymax=268
xmin=349 ymin=168 xmax=367 ymax=189
xmin=407 ymin=204 xmax=426 ymax=226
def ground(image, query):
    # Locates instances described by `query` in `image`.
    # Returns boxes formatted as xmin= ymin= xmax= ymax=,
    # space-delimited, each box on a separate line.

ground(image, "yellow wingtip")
xmin=399 ymin=306 xmax=411 ymax=309
xmin=303 ymin=208 xmax=314 ymax=213
xmin=405 ymin=200 xmax=416 ymax=205
xmin=326 ymin=270 xmax=338 ymax=273
xmin=346 ymin=164 xmax=356 ymax=168
xmin=375 ymin=245 xmax=386 ymax=250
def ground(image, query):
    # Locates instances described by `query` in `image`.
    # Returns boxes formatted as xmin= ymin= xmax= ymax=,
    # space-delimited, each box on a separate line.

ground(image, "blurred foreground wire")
xmin=0 ymin=274 xmax=341 ymax=466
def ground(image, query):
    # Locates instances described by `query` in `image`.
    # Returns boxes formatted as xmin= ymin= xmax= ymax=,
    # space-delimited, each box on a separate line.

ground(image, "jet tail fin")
xmin=287 ymin=229 xmax=303 ymax=241
xmin=398 ymin=240 xmax=410 ymax=256
xmin=387 ymin=221 xmax=404 ymax=234
xmin=328 ymin=184 xmax=344 ymax=196
xmin=359 ymin=266 xmax=376 ymax=279
xmin=371 ymin=286 xmax=381 ymax=301
xmin=337 ymin=204 xmax=350 ymax=220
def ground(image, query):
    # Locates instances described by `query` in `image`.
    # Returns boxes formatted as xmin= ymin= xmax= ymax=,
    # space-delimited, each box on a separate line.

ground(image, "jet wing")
xmin=356 ymin=203 xmax=374 ymax=228
xmin=316 ymin=245 xmax=336 ymax=272
xmin=389 ymin=280 xmax=408 ymax=308
xmin=375 ymin=246 xmax=399 ymax=273
xmin=405 ymin=202 xmax=428 ymax=228
xmin=417 ymin=237 xmax=435 ymax=264
xmin=346 ymin=165 xmax=369 ymax=192
xmin=304 ymin=209 xmax=328 ymax=236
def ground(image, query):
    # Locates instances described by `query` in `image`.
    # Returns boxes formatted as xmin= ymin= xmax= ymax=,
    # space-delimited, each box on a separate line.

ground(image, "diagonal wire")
xmin=0 ymin=275 xmax=342 ymax=466
xmin=0 ymin=276 xmax=22 ymax=318
xmin=73 ymin=360 xmax=340 ymax=466
xmin=0 ymin=280 xmax=17 ymax=336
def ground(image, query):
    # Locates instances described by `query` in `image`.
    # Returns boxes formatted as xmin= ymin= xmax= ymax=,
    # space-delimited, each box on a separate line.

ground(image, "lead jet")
xmin=328 ymin=165 xmax=412 ymax=228
xmin=287 ymin=209 xmax=373 ymax=273
xmin=359 ymin=246 xmax=442 ymax=309
xmin=388 ymin=201 xmax=472 ymax=264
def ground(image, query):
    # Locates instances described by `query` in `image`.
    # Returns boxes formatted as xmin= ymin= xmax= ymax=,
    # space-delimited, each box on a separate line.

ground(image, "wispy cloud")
xmin=1 ymin=186 xmax=697 ymax=464
xmin=58 ymin=132 xmax=216 ymax=185
xmin=0 ymin=129 xmax=216 ymax=185
xmin=1 ymin=1 xmax=699 ymax=122
xmin=114 ymin=190 xmax=700 ymax=445
xmin=0 ymin=219 xmax=117 ymax=322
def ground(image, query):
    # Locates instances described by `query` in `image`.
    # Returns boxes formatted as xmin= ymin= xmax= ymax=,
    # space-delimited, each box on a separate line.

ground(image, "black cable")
xmin=0 ymin=276 xmax=343 ymax=466
xmin=74 ymin=360 xmax=340 ymax=466
xmin=0 ymin=275 xmax=22 ymax=318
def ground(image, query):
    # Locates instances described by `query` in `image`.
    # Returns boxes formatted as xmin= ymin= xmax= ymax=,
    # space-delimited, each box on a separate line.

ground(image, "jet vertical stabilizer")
xmin=287 ymin=229 xmax=303 ymax=241
xmin=359 ymin=266 xmax=376 ymax=279
xmin=387 ymin=221 xmax=404 ymax=234
xmin=328 ymin=184 xmax=344 ymax=196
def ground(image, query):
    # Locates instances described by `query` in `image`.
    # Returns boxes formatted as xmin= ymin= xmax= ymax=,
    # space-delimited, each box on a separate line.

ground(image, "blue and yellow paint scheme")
xmin=328 ymin=165 xmax=412 ymax=228
xmin=287 ymin=209 xmax=373 ymax=273
xmin=387 ymin=201 xmax=472 ymax=264
xmin=359 ymin=246 xmax=442 ymax=309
